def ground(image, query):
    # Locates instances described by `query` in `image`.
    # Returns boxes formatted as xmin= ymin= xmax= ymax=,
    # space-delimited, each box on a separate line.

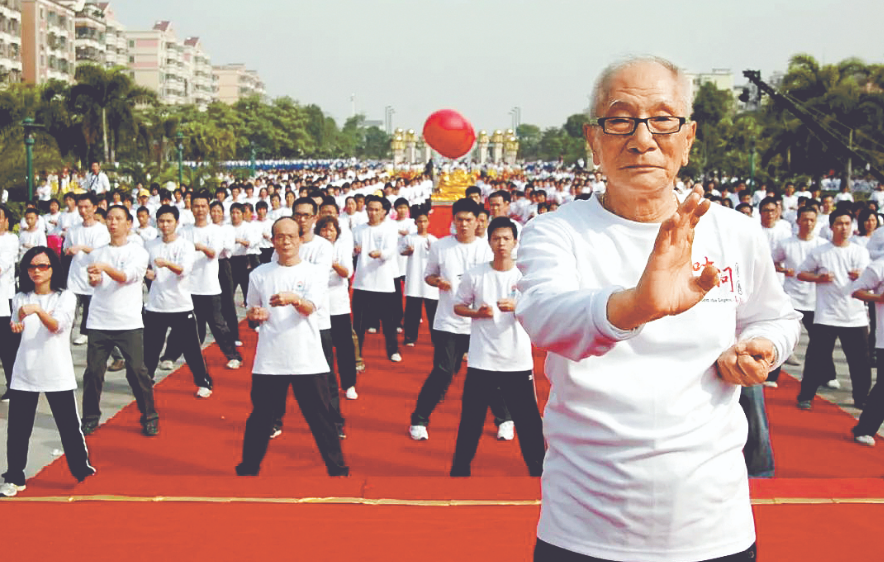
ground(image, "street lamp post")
xmin=176 ymin=131 xmax=184 ymax=188
xmin=22 ymin=118 xmax=44 ymax=200
xmin=250 ymin=144 xmax=257 ymax=178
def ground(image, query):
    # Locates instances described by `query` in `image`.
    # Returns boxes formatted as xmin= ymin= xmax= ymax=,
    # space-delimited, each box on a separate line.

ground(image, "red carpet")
xmin=2 ymin=202 xmax=884 ymax=560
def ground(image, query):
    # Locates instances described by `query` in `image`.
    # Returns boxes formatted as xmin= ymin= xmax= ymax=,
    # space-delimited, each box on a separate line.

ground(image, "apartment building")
xmin=66 ymin=0 xmax=105 ymax=68
xmin=126 ymin=20 xmax=188 ymax=105
xmin=21 ymin=0 xmax=76 ymax=84
xmin=0 ymin=0 xmax=22 ymax=83
xmin=183 ymin=36 xmax=213 ymax=108
xmin=96 ymin=2 xmax=125 ymax=68
xmin=213 ymin=63 xmax=265 ymax=104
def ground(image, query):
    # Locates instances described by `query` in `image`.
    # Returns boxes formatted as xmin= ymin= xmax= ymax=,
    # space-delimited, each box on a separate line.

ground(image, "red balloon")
xmin=422 ymin=109 xmax=476 ymax=159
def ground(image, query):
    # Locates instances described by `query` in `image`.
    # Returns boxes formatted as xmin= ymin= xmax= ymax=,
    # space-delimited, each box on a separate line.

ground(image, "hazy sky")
xmin=114 ymin=0 xmax=883 ymax=131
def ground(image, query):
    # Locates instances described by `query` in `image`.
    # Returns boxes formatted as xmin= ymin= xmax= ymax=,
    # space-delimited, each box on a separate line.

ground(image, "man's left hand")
xmin=716 ymin=337 xmax=776 ymax=386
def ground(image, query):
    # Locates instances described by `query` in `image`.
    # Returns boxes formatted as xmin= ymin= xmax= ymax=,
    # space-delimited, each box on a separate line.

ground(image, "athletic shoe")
xmin=784 ymin=355 xmax=801 ymax=366
xmin=762 ymin=381 xmax=778 ymax=388
xmin=142 ymin=419 xmax=159 ymax=437
xmin=797 ymin=400 xmax=812 ymax=410
xmin=270 ymin=427 xmax=282 ymax=439
xmin=226 ymin=359 xmax=242 ymax=369
xmin=356 ymin=363 xmax=366 ymax=372
xmin=405 ymin=342 xmax=416 ymax=347
xmin=108 ymin=359 xmax=125 ymax=372
xmin=409 ymin=425 xmax=429 ymax=441
xmin=338 ymin=427 xmax=347 ymax=440
xmin=76 ymin=467 xmax=96 ymax=483
xmin=73 ymin=335 xmax=88 ymax=345
xmin=159 ymin=360 xmax=174 ymax=371
xmin=0 ymin=391 xmax=9 ymax=402
xmin=855 ymin=434 xmax=876 ymax=447
xmin=396 ymin=327 xmax=404 ymax=334
xmin=345 ymin=387 xmax=358 ymax=400
xmin=0 ymin=482 xmax=26 ymax=498
xmin=367 ymin=328 xmax=377 ymax=334
xmin=196 ymin=387 xmax=212 ymax=399
xmin=497 ymin=420 xmax=515 ymax=441
xmin=235 ymin=341 xmax=243 ymax=347
xmin=390 ymin=353 xmax=402 ymax=362
xmin=81 ymin=420 xmax=98 ymax=435
xmin=825 ymin=379 xmax=841 ymax=389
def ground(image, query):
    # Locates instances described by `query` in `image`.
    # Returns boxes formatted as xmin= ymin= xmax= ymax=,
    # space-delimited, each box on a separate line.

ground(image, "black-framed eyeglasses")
xmin=592 ymin=116 xmax=688 ymax=135
xmin=27 ymin=263 xmax=51 ymax=271
xmin=293 ymin=212 xmax=315 ymax=219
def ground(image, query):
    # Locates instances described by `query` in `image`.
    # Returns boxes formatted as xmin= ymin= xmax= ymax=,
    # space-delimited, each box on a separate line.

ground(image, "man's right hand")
xmin=436 ymin=278 xmax=452 ymax=292
xmin=607 ymin=187 xmax=720 ymax=331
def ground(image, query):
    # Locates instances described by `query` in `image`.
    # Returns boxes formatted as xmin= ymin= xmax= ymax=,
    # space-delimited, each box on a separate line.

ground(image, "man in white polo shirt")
xmin=235 ymin=217 xmax=348 ymax=477
xmin=143 ymin=205 xmax=214 ymax=398
xmin=80 ymin=205 xmax=156 ymax=436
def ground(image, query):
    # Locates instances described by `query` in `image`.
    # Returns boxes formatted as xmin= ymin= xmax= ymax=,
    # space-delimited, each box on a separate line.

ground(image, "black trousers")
xmin=769 ymin=310 xmax=815 ymax=384
xmin=82 ymin=328 xmax=157 ymax=425
xmin=0 ymin=311 xmax=21 ymax=388
xmin=144 ymin=310 xmax=212 ymax=389
xmin=259 ymin=248 xmax=274 ymax=264
xmin=854 ymin=350 xmax=884 ymax=437
xmin=798 ymin=324 xmax=871 ymax=406
xmin=230 ymin=255 xmax=252 ymax=304
xmin=403 ymin=296 xmax=437 ymax=345
xmin=352 ymin=289 xmax=399 ymax=358
xmin=331 ymin=314 xmax=358 ymax=390
xmin=411 ymin=330 xmax=510 ymax=427
xmin=236 ymin=374 xmax=348 ymax=476
xmin=393 ymin=275 xmax=405 ymax=328
xmin=73 ymin=295 xmax=123 ymax=360
xmin=218 ymin=258 xmax=240 ymax=342
xmin=451 ymin=368 xmax=545 ymax=477
xmin=533 ymin=539 xmax=758 ymax=561
xmin=3 ymin=389 xmax=94 ymax=486
xmin=163 ymin=294 xmax=241 ymax=363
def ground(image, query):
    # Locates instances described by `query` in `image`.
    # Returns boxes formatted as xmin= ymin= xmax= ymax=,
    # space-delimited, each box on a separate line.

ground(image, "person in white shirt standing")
xmin=143 ymin=205 xmax=214 ymax=398
xmin=1 ymin=247 xmax=94 ymax=497
xmin=519 ymin=57 xmax=799 ymax=561
xmin=81 ymin=161 xmax=110 ymax=195
xmin=0 ymin=205 xmax=21 ymax=400
xmin=235 ymin=217 xmax=349 ymax=477
xmin=18 ymin=209 xmax=47 ymax=263
xmin=63 ymin=193 xmax=110 ymax=347
xmin=351 ymin=195 xmax=402 ymax=363
xmin=450 ymin=217 xmax=544 ymax=477
xmin=409 ymin=198 xmax=511 ymax=441
xmin=210 ymin=200 xmax=240 ymax=346
xmin=797 ymin=207 xmax=872 ymax=410
xmin=80 ymin=205 xmax=157 ymax=436
xmin=399 ymin=211 xmax=438 ymax=346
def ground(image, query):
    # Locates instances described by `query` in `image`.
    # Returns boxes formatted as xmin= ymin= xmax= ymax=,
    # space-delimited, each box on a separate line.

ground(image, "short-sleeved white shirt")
xmin=425 ymin=236 xmax=492 ymax=334
xmin=145 ymin=236 xmax=195 ymax=313
xmin=399 ymin=233 xmax=439 ymax=300
xmin=11 ymin=290 xmax=77 ymax=392
xmin=63 ymin=223 xmax=110 ymax=296
xmin=800 ymin=242 xmax=870 ymax=327
xmin=772 ymin=236 xmax=827 ymax=311
xmin=86 ymin=242 xmax=149 ymax=330
xmin=178 ymin=223 xmax=222 ymax=295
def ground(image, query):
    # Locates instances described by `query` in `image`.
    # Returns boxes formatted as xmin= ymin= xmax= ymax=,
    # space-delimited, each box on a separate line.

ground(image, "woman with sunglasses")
xmin=1 ymin=246 xmax=94 ymax=497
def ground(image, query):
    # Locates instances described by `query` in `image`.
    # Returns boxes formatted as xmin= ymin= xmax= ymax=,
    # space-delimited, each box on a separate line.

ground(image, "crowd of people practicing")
xmin=0 ymin=161 xmax=882 ymax=501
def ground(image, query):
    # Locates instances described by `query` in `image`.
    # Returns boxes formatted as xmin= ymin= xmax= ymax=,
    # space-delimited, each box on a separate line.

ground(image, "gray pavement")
xmin=0 ymin=309 xmax=880 ymax=482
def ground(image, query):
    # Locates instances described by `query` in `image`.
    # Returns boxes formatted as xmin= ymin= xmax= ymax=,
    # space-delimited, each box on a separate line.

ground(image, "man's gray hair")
xmin=588 ymin=55 xmax=693 ymax=120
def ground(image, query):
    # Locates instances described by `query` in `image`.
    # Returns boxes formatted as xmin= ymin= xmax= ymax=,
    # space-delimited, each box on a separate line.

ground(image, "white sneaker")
xmin=159 ymin=360 xmax=174 ymax=371
xmin=367 ymin=328 xmax=377 ymax=334
xmin=497 ymin=420 xmax=515 ymax=441
xmin=763 ymin=381 xmax=778 ymax=388
xmin=855 ymin=434 xmax=876 ymax=447
xmin=235 ymin=340 xmax=243 ymax=347
xmin=196 ymin=387 xmax=212 ymax=399
xmin=226 ymin=359 xmax=242 ymax=369
xmin=390 ymin=353 xmax=402 ymax=362
xmin=345 ymin=387 xmax=358 ymax=400
xmin=0 ymin=482 xmax=25 ymax=497
xmin=825 ymin=379 xmax=841 ymax=389
xmin=405 ymin=342 xmax=415 ymax=347
xmin=409 ymin=425 xmax=429 ymax=441
xmin=396 ymin=327 xmax=404 ymax=334
xmin=270 ymin=427 xmax=282 ymax=439
xmin=73 ymin=335 xmax=88 ymax=346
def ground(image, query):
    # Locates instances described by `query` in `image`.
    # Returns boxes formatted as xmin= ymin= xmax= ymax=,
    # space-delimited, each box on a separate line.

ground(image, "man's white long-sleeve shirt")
xmin=516 ymin=197 xmax=800 ymax=562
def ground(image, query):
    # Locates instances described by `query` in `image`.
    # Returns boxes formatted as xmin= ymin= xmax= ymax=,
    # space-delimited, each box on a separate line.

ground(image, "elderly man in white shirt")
xmin=81 ymin=161 xmax=110 ymax=195
xmin=517 ymin=56 xmax=799 ymax=562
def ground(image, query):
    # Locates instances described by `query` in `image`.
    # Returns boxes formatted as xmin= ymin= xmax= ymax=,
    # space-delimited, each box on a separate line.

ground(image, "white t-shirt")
xmin=247 ymin=261 xmax=329 ymax=375
xmin=299 ymin=236 xmax=334 ymax=330
xmin=0 ymin=232 xmax=18 ymax=316
xmin=399 ymin=233 xmax=439 ymax=300
xmin=11 ymin=290 xmax=77 ymax=392
xmin=18 ymin=228 xmax=46 ymax=261
xmin=56 ymin=210 xmax=82 ymax=237
xmin=516 ymin=197 xmax=800 ymax=561
xmin=216 ymin=223 xmax=236 ymax=260
xmin=145 ymin=236 xmax=195 ymax=313
xmin=86 ymin=242 xmax=149 ymax=331
xmin=63 ymin=223 xmax=110 ymax=296
xmin=425 ymin=236 xmax=492 ymax=335
xmin=772 ymin=236 xmax=827 ymax=311
xmin=136 ymin=225 xmax=158 ymax=244
xmin=455 ymin=263 xmax=533 ymax=371
xmin=254 ymin=218 xmax=274 ymax=250
xmin=799 ymin=242 xmax=870 ymax=327
xmin=231 ymin=222 xmax=258 ymax=257
xmin=352 ymin=223 xmax=399 ymax=293
xmin=393 ymin=218 xmax=416 ymax=276
xmin=178 ymin=224 xmax=223 ymax=296
xmin=328 ymin=236 xmax=353 ymax=316
xmin=852 ymin=259 xmax=884 ymax=348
